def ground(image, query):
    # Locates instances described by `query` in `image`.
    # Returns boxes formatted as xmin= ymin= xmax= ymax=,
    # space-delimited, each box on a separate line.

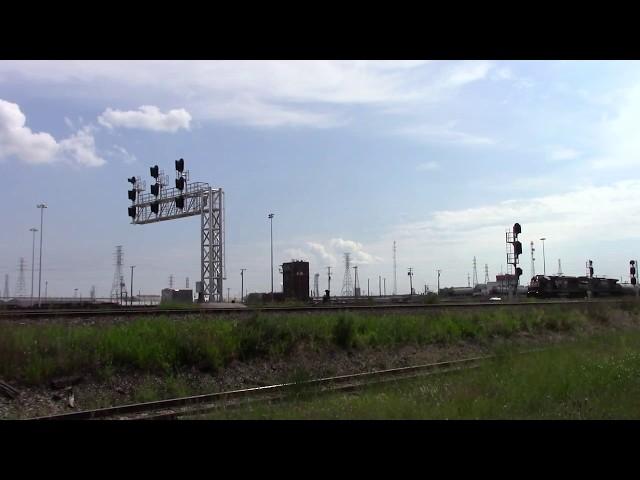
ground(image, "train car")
xmin=528 ymin=275 xmax=625 ymax=298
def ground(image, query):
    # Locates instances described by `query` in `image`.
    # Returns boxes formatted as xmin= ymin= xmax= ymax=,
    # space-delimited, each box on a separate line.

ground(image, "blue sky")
xmin=2 ymin=60 xmax=640 ymax=299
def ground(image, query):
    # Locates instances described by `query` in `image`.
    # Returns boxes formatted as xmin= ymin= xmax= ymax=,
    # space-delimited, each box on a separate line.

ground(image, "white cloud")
xmin=110 ymin=145 xmax=137 ymax=164
xmin=416 ymin=161 xmax=439 ymax=171
xmin=397 ymin=121 xmax=496 ymax=146
xmin=0 ymin=99 xmax=105 ymax=167
xmin=299 ymin=238 xmax=382 ymax=269
xmin=59 ymin=126 xmax=105 ymax=167
xmin=0 ymin=98 xmax=59 ymax=164
xmin=0 ymin=61 xmax=494 ymax=129
xmin=98 ymin=105 xmax=192 ymax=132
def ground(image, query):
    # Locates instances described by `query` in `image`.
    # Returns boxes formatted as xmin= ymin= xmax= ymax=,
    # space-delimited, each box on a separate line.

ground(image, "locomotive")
xmin=527 ymin=275 xmax=625 ymax=298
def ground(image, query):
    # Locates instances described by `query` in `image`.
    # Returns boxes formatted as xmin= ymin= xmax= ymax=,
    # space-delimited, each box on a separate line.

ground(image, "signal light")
xmin=150 ymin=184 xmax=160 ymax=196
xmin=175 ymin=177 xmax=185 ymax=190
xmin=176 ymin=195 xmax=185 ymax=209
xmin=589 ymin=267 xmax=594 ymax=277
xmin=128 ymin=176 xmax=136 ymax=184
xmin=513 ymin=223 xmax=521 ymax=237
xmin=175 ymin=158 xmax=184 ymax=173
xmin=150 ymin=165 xmax=159 ymax=178
xmin=128 ymin=206 xmax=136 ymax=219
xmin=515 ymin=267 xmax=523 ymax=277
xmin=151 ymin=201 xmax=159 ymax=214
xmin=513 ymin=241 xmax=522 ymax=256
xmin=631 ymin=267 xmax=636 ymax=276
xmin=633 ymin=278 xmax=637 ymax=286
xmin=128 ymin=189 xmax=136 ymax=201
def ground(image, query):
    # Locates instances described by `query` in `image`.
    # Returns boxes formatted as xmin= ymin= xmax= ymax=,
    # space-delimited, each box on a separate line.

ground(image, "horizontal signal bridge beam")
xmin=131 ymin=185 xmax=222 ymax=225
xmin=134 ymin=182 xmax=211 ymax=207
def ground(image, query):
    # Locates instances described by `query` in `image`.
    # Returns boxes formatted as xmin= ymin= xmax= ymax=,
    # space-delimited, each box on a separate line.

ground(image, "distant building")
xmin=282 ymin=260 xmax=309 ymax=301
xmin=161 ymin=288 xmax=193 ymax=304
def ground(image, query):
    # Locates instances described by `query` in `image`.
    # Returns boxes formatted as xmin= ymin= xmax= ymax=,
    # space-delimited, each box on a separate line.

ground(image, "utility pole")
xmin=269 ymin=213 xmax=274 ymax=302
xmin=393 ymin=240 xmax=397 ymax=295
xmin=227 ymin=287 xmax=230 ymax=302
xmin=130 ymin=265 xmax=135 ymax=306
xmin=540 ymin=237 xmax=547 ymax=275
xmin=379 ymin=275 xmax=382 ymax=296
xmin=240 ymin=268 xmax=246 ymax=302
xmin=29 ymin=227 xmax=37 ymax=299
xmin=327 ymin=266 xmax=332 ymax=296
xmin=383 ymin=278 xmax=386 ymax=296
xmin=437 ymin=269 xmax=441 ymax=295
xmin=408 ymin=268 xmax=414 ymax=295
xmin=367 ymin=278 xmax=370 ymax=296
xmin=36 ymin=203 xmax=47 ymax=307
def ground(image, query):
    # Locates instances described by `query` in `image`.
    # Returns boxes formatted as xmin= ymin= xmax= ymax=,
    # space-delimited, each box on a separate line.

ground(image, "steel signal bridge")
xmin=127 ymin=159 xmax=225 ymax=302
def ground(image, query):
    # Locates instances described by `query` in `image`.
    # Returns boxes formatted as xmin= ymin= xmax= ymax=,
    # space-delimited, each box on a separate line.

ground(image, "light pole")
xmin=408 ymin=268 xmax=413 ymax=295
xmin=437 ymin=269 xmax=441 ymax=295
xmin=36 ymin=203 xmax=47 ymax=307
xmin=29 ymin=227 xmax=37 ymax=300
xmin=540 ymin=237 xmax=547 ymax=275
xmin=268 ymin=213 xmax=274 ymax=302
xmin=130 ymin=265 xmax=135 ymax=306
xmin=240 ymin=268 xmax=246 ymax=303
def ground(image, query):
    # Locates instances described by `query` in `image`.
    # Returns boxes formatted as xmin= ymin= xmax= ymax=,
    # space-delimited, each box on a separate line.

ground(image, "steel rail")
xmin=31 ymin=354 xmax=497 ymax=420
xmin=0 ymin=298 xmax=629 ymax=320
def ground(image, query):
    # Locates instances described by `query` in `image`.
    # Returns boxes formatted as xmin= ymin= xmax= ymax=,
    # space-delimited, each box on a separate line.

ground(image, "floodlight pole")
xmin=36 ymin=204 xmax=47 ymax=307
xmin=269 ymin=213 xmax=274 ymax=302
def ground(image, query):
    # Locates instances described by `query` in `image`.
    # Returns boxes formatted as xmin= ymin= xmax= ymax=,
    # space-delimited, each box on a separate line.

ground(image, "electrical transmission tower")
xmin=341 ymin=253 xmax=353 ymax=296
xmin=186 ymin=277 xmax=189 ymax=289
xmin=169 ymin=274 xmax=174 ymax=289
xmin=484 ymin=264 xmax=489 ymax=284
xmin=472 ymin=257 xmax=478 ymax=287
xmin=110 ymin=246 xmax=124 ymax=300
xmin=90 ymin=285 xmax=96 ymax=300
xmin=127 ymin=158 xmax=225 ymax=302
xmin=557 ymin=259 xmax=563 ymax=276
xmin=15 ymin=258 xmax=27 ymax=297
xmin=393 ymin=241 xmax=397 ymax=295
xmin=313 ymin=273 xmax=319 ymax=297
xmin=3 ymin=274 xmax=9 ymax=298
xmin=467 ymin=273 xmax=471 ymax=287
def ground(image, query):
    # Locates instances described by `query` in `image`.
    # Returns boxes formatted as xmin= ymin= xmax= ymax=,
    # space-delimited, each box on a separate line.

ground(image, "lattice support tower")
xmin=15 ymin=257 xmax=27 ymax=297
xmin=110 ymin=246 xmax=124 ymax=299
xmin=127 ymin=159 xmax=225 ymax=302
xmin=472 ymin=256 xmax=478 ymax=287
xmin=340 ymin=253 xmax=353 ymax=296
xmin=313 ymin=273 xmax=319 ymax=297
xmin=3 ymin=274 xmax=9 ymax=298
xmin=484 ymin=264 xmax=489 ymax=284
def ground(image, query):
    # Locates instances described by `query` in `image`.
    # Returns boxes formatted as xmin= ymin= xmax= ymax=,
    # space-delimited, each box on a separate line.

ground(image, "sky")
xmin=2 ymin=60 xmax=640 ymax=299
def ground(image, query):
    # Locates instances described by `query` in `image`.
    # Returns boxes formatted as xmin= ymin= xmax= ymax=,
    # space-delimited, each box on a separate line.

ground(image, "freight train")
xmin=527 ymin=275 xmax=630 ymax=298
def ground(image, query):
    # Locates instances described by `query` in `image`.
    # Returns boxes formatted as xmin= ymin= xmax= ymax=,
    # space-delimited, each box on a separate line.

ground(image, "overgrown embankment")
xmin=1 ymin=303 xmax=639 ymax=385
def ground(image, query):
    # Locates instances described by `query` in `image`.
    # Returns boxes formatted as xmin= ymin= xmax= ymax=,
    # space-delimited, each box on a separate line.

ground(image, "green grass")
xmin=195 ymin=330 xmax=640 ymax=419
xmin=0 ymin=304 xmax=634 ymax=385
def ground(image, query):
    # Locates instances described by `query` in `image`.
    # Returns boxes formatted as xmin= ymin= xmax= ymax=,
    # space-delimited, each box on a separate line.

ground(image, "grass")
xmin=0 ymin=303 xmax=635 ymax=385
xmin=195 ymin=330 xmax=640 ymax=419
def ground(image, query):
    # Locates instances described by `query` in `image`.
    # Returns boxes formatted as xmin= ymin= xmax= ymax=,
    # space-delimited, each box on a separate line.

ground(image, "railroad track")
xmin=31 ymin=354 xmax=500 ymax=420
xmin=0 ymin=298 xmax=627 ymax=320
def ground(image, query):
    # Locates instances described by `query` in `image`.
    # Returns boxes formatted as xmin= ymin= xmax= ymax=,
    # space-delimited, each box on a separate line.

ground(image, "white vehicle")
xmin=489 ymin=297 xmax=502 ymax=301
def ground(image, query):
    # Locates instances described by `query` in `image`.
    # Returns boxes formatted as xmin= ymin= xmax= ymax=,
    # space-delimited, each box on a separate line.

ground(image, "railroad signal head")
xmin=175 ymin=177 xmax=185 ymax=191
xmin=128 ymin=189 xmax=136 ymax=201
xmin=150 ymin=184 xmax=160 ymax=196
xmin=632 ymin=260 xmax=636 ymax=266
xmin=633 ymin=277 xmax=637 ymax=286
xmin=175 ymin=158 xmax=185 ymax=173
xmin=589 ymin=267 xmax=594 ymax=277
xmin=151 ymin=201 xmax=159 ymax=214
xmin=513 ymin=223 xmax=521 ymax=237
xmin=515 ymin=267 xmax=523 ymax=277
xmin=175 ymin=195 xmax=185 ymax=209
xmin=128 ymin=176 xmax=137 ymax=185
xmin=128 ymin=206 xmax=136 ymax=219
xmin=631 ymin=266 xmax=636 ymax=276
xmin=514 ymin=240 xmax=522 ymax=256
xmin=150 ymin=165 xmax=159 ymax=179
